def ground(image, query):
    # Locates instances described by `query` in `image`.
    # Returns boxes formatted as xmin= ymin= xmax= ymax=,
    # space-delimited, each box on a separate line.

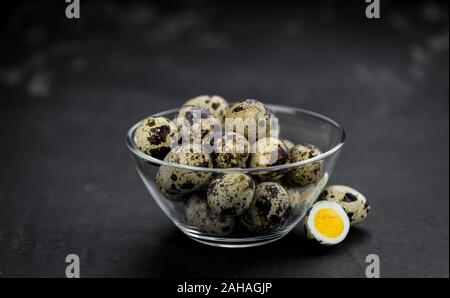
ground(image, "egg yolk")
xmin=313 ymin=208 xmax=344 ymax=238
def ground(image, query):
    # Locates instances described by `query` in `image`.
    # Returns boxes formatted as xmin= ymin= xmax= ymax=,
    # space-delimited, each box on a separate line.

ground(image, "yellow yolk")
xmin=313 ymin=208 xmax=344 ymax=238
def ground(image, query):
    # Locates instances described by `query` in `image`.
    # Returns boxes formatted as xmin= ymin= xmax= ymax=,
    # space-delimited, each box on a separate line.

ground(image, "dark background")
xmin=0 ymin=0 xmax=448 ymax=278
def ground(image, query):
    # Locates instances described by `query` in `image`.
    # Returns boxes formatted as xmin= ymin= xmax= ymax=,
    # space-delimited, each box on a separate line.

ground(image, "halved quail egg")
xmin=305 ymin=201 xmax=350 ymax=246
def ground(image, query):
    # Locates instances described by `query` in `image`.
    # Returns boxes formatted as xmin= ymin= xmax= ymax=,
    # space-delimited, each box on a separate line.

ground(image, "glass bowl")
xmin=126 ymin=104 xmax=345 ymax=248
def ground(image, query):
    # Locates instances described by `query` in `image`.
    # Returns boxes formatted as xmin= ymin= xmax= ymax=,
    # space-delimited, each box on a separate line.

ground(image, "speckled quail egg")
xmin=305 ymin=201 xmax=350 ymax=246
xmin=159 ymin=186 xmax=186 ymax=202
xmin=285 ymin=143 xmax=324 ymax=187
xmin=156 ymin=144 xmax=213 ymax=194
xmin=207 ymin=173 xmax=255 ymax=217
xmin=248 ymin=137 xmax=290 ymax=181
xmin=225 ymin=99 xmax=277 ymax=142
xmin=317 ymin=185 xmax=370 ymax=226
xmin=213 ymin=132 xmax=250 ymax=168
xmin=288 ymin=172 xmax=329 ymax=215
xmin=288 ymin=185 xmax=315 ymax=210
xmin=134 ymin=116 xmax=178 ymax=160
xmin=241 ymin=182 xmax=290 ymax=232
xmin=175 ymin=105 xmax=220 ymax=143
xmin=183 ymin=95 xmax=229 ymax=123
xmin=185 ymin=194 xmax=236 ymax=235
xmin=282 ymin=139 xmax=295 ymax=151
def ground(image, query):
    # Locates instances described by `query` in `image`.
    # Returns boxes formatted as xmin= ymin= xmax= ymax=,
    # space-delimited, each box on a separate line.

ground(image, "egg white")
xmin=306 ymin=201 xmax=350 ymax=246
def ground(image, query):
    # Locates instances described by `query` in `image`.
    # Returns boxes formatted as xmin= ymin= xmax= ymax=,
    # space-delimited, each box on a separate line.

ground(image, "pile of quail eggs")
xmin=134 ymin=95 xmax=370 ymax=245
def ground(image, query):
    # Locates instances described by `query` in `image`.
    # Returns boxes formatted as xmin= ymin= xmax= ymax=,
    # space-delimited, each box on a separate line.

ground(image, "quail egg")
xmin=185 ymin=194 xmax=236 ymax=235
xmin=207 ymin=173 xmax=255 ymax=217
xmin=288 ymin=172 xmax=329 ymax=208
xmin=248 ymin=137 xmax=290 ymax=181
xmin=317 ymin=185 xmax=370 ymax=226
xmin=285 ymin=143 xmax=323 ymax=187
xmin=225 ymin=99 xmax=276 ymax=142
xmin=305 ymin=201 xmax=350 ymax=246
xmin=183 ymin=95 xmax=229 ymax=123
xmin=156 ymin=144 xmax=213 ymax=194
xmin=241 ymin=182 xmax=290 ymax=232
xmin=159 ymin=186 xmax=186 ymax=202
xmin=282 ymin=139 xmax=295 ymax=151
xmin=213 ymin=132 xmax=250 ymax=168
xmin=288 ymin=184 xmax=316 ymax=211
xmin=133 ymin=116 xmax=178 ymax=160
xmin=175 ymin=105 xmax=220 ymax=143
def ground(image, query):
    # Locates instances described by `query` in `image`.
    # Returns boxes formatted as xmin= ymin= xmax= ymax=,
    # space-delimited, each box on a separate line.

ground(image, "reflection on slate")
xmin=0 ymin=0 xmax=448 ymax=277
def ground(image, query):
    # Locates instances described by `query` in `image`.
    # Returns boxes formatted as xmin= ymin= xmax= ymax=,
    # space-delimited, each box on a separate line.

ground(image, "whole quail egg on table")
xmin=317 ymin=185 xmax=370 ymax=226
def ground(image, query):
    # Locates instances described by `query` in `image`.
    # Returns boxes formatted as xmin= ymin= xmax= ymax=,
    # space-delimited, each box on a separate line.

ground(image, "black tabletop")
xmin=0 ymin=0 xmax=448 ymax=278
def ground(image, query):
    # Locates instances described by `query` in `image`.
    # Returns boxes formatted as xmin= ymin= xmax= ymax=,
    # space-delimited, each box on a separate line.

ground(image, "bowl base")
xmin=179 ymin=227 xmax=291 ymax=248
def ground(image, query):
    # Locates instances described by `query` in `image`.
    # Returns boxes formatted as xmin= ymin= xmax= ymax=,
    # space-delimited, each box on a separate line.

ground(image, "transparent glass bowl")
xmin=126 ymin=104 xmax=345 ymax=248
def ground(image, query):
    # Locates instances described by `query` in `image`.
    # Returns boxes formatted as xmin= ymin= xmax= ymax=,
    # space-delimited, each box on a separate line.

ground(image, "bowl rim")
xmin=126 ymin=104 xmax=346 ymax=173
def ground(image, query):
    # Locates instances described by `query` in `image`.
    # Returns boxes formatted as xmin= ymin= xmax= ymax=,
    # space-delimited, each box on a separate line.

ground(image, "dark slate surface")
xmin=0 ymin=0 xmax=448 ymax=277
